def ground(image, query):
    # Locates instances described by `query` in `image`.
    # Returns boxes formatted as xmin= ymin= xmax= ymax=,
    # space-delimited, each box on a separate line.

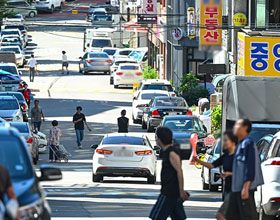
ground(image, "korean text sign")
xmin=237 ymin=32 xmax=280 ymax=76
xmin=199 ymin=0 xmax=222 ymax=46
xmin=142 ymin=0 xmax=157 ymax=14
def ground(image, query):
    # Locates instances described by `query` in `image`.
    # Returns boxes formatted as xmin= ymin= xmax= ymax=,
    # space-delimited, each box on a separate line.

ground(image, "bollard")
xmin=189 ymin=133 xmax=198 ymax=165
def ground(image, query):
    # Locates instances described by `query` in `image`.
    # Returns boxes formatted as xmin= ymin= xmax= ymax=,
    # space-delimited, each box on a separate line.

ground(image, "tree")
xmin=143 ymin=66 xmax=158 ymax=79
xmin=211 ymin=105 xmax=222 ymax=138
xmin=0 ymin=0 xmax=14 ymax=25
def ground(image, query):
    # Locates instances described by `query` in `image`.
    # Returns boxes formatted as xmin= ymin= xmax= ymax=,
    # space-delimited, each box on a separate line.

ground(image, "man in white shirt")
xmin=27 ymin=54 xmax=37 ymax=82
xmin=62 ymin=51 xmax=69 ymax=74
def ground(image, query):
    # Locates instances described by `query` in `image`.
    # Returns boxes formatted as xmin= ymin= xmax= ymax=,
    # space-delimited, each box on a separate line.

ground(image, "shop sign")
xmin=237 ymin=32 xmax=280 ymax=76
xmin=172 ymin=28 xmax=183 ymax=41
xmin=233 ymin=13 xmax=247 ymax=26
xmin=199 ymin=0 xmax=222 ymax=47
xmin=187 ymin=7 xmax=195 ymax=39
xmin=138 ymin=0 xmax=157 ymax=24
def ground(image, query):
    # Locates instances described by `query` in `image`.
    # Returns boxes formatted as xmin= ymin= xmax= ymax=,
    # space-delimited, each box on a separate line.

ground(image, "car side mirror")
xmin=153 ymin=146 xmax=161 ymax=151
xmin=91 ymin=144 xmax=98 ymax=149
xmin=39 ymin=165 xmax=62 ymax=181
xmin=206 ymin=149 xmax=212 ymax=155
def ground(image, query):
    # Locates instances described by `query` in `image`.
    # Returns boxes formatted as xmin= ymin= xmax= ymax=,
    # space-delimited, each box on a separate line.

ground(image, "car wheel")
xmin=114 ymin=84 xmax=118 ymax=89
xmin=147 ymin=175 xmax=156 ymax=184
xmin=142 ymin=118 xmax=147 ymax=129
xmin=259 ymin=206 xmax=274 ymax=220
xmin=209 ymin=182 xmax=219 ymax=191
xmin=110 ymin=77 xmax=113 ymax=85
xmin=92 ymin=174 xmax=103 ymax=182
xmin=202 ymin=179 xmax=209 ymax=190
xmin=29 ymin=11 xmax=36 ymax=18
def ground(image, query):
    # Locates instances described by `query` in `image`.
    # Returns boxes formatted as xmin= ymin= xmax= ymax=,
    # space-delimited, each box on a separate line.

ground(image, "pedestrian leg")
xmin=37 ymin=121 xmax=42 ymax=131
xmin=226 ymin=192 xmax=241 ymax=220
xmin=66 ymin=63 xmax=69 ymax=74
xmin=80 ymin=129 xmax=84 ymax=142
xmin=32 ymin=68 xmax=35 ymax=82
xmin=170 ymin=199 xmax=186 ymax=220
xmin=33 ymin=122 xmax=38 ymax=131
xmin=49 ymin=145 xmax=54 ymax=162
xmin=29 ymin=68 xmax=32 ymax=82
xmin=75 ymin=129 xmax=81 ymax=147
xmin=149 ymin=194 xmax=173 ymax=220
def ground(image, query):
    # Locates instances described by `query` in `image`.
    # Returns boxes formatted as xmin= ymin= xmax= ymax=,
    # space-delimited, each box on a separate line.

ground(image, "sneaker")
xmin=78 ymin=145 xmax=83 ymax=149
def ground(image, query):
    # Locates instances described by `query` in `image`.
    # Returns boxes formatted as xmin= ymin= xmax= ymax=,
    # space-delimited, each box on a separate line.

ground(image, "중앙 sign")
xmin=237 ymin=32 xmax=280 ymax=76
xmin=199 ymin=0 xmax=222 ymax=49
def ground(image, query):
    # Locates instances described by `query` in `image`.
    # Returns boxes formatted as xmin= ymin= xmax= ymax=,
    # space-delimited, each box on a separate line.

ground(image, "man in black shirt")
xmin=150 ymin=127 xmax=189 ymax=220
xmin=193 ymin=131 xmax=237 ymax=220
xmin=73 ymin=106 xmax=91 ymax=149
xmin=117 ymin=109 xmax=129 ymax=133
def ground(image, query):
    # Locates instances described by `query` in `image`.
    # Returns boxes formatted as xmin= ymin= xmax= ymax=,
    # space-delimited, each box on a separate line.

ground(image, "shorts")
xmin=62 ymin=62 xmax=69 ymax=67
xmin=149 ymin=194 xmax=186 ymax=220
xmin=218 ymin=192 xmax=231 ymax=216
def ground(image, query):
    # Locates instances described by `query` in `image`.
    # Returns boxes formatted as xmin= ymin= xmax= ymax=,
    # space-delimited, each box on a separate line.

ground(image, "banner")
xmin=237 ymin=32 xmax=280 ymax=77
xmin=187 ymin=7 xmax=195 ymax=39
xmin=138 ymin=0 xmax=157 ymax=24
xmin=199 ymin=0 xmax=222 ymax=50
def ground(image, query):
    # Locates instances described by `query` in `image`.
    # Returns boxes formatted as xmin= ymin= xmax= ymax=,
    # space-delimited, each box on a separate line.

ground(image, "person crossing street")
xmin=27 ymin=54 xmax=37 ymax=82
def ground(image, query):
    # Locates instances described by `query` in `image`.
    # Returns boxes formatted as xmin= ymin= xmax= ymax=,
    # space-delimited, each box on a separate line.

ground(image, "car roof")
xmin=102 ymin=47 xmax=117 ymax=50
xmin=2 ymin=35 xmax=20 ymax=37
xmin=141 ymin=79 xmax=172 ymax=85
xmin=118 ymin=48 xmax=134 ymax=52
xmin=154 ymin=96 xmax=184 ymax=100
xmin=0 ymin=63 xmax=17 ymax=67
xmin=88 ymin=51 xmax=108 ymax=55
xmin=139 ymin=90 xmax=169 ymax=94
xmin=163 ymin=115 xmax=197 ymax=120
xmin=0 ymin=96 xmax=17 ymax=100
xmin=252 ymin=123 xmax=280 ymax=129
xmin=0 ymin=46 xmax=20 ymax=49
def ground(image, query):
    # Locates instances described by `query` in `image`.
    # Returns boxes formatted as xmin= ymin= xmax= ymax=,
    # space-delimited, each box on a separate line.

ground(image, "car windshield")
xmin=141 ymin=93 xmax=168 ymax=100
xmin=142 ymin=84 xmax=173 ymax=92
xmin=1 ymin=31 xmax=19 ymax=36
xmin=103 ymin=49 xmax=116 ymax=55
xmin=119 ymin=50 xmax=132 ymax=56
xmin=93 ymin=15 xmax=112 ymax=21
xmin=89 ymin=53 xmax=109 ymax=58
xmin=2 ymin=43 xmax=23 ymax=51
xmin=164 ymin=119 xmax=193 ymax=131
xmin=249 ymin=127 xmax=280 ymax=143
xmin=0 ymin=66 xmax=17 ymax=75
xmin=103 ymin=136 xmax=146 ymax=145
xmin=0 ymin=135 xmax=33 ymax=179
xmin=0 ymin=93 xmax=24 ymax=102
xmin=129 ymin=51 xmax=145 ymax=61
xmin=0 ymin=99 xmax=18 ymax=110
xmin=155 ymin=98 xmax=186 ymax=107
xmin=120 ymin=65 xmax=139 ymax=70
xmin=115 ymin=60 xmax=136 ymax=66
xmin=2 ymin=37 xmax=19 ymax=42
xmin=9 ymin=123 xmax=29 ymax=133
xmin=0 ymin=47 xmax=20 ymax=53
xmin=91 ymin=39 xmax=112 ymax=47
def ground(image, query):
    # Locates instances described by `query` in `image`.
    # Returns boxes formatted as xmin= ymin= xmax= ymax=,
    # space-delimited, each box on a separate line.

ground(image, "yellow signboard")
xmin=72 ymin=10 xmax=78 ymax=14
xmin=233 ymin=13 xmax=247 ymax=26
xmin=200 ymin=0 xmax=222 ymax=46
xmin=237 ymin=32 xmax=280 ymax=76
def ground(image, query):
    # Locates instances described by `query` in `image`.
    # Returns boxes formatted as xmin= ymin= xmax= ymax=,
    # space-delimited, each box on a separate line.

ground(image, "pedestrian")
xmin=73 ymin=106 xmax=91 ymax=149
xmin=27 ymin=54 xmax=37 ymax=82
xmin=62 ymin=51 xmax=69 ymax=74
xmin=49 ymin=120 xmax=62 ymax=163
xmin=226 ymin=118 xmax=264 ymax=220
xmin=0 ymin=164 xmax=19 ymax=220
xmin=193 ymin=131 xmax=238 ymax=220
xmin=198 ymin=97 xmax=210 ymax=115
xmin=31 ymin=99 xmax=45 ymax=132
xmin=22 ymin=83 xmax=33 ymax=109
xmin=117 ymin=109 xmax=129 ymax=133
xmin=149 ymin=127 xmax=189 ymax=220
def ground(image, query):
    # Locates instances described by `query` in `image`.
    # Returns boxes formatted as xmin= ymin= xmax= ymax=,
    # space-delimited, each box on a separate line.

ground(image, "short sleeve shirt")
xmin=73 ymin=113 xmax=86 ymax=130
xmin=49 ymin=127 xmax=61 ymax=146
xmin=0 ymin=165 xmax=12 ymax=202
xmin=28 ymin=58 xmax=37 ymax=68
xmin=62 ymin=54 xmax=67 ymax=62
xmin=31 ymin=106 xmax=43 ymax=122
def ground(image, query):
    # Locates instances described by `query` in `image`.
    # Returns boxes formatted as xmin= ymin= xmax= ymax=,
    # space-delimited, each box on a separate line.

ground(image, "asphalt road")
xmin=19 ymin=11 xmax=222 ymax=220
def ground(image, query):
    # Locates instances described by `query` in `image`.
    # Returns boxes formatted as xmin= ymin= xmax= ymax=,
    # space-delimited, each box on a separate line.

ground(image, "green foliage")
xmin=190 ymin=105 xmax=197 ymax=113
xmin=211 ymin=105 xmax=222 ymax=138
xmin=143 ymin=66 xmax=158 ymax=79
xmin=0 ymin=0 xmax=15 ymax=22
xmin=178 ymin=72 xmax=209 ymax=106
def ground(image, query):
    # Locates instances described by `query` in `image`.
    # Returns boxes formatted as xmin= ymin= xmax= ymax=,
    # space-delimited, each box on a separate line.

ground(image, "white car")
xmin=132 ymin=90 xmax=169 ymax=124
xmin=113 ymin=48 xmax=135 ymax=60
xmin=134 ymin=79 xmax=176 ymax=98
xmin=102 ymin=47 xmax=118 ymax=59
xmin=35 ymin=0 xmax=64 ymax=13
xmin=92 ymin=133 xmax=158 ymax=184
xmin=110 ymin=57 xmax=137 ymax=84
xmin=201 ymin=139 xmax=222 ymax=191
xmin=1 ymin=35 xmax=25 ymax=48
xmin=36 ymin=131 xmax=48 ymax=152
xmin=255 ymin=132 xmax=280 ymax=219
xmin=113 ymin=63 xmax=143 ymax=88
xmin=0 ymin=46 xmax=25 ymax=67
xmin=3 ymin=14 xmax=25 ymax=24
xmin=0 ymin=29 xmax=26 ymax=45
xmin=0 ymin=96 xmax=23 ymax=122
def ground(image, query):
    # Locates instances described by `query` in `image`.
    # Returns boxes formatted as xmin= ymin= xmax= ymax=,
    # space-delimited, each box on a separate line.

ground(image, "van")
xmin=35 ymin=0 xmax=65 ymax=13
xmin=6 ymin=0 xmax=37 ymax=18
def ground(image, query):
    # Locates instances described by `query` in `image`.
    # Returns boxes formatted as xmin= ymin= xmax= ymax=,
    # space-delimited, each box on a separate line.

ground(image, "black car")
xmin=142 ymin=96 xmax=191 ymax=132
xmin=0 ymin=126 xmax=62 ymax=219
xmin=0 ymin=92 xmax=29 ymax=122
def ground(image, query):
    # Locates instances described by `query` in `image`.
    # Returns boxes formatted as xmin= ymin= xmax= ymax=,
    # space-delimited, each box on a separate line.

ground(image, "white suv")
xmin=35 ymin=0 xmax=64 ymax=13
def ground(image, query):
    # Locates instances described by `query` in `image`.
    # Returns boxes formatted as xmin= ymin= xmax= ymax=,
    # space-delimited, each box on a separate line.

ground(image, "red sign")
xmin=204 ymin=135 xmax=216 ymax=146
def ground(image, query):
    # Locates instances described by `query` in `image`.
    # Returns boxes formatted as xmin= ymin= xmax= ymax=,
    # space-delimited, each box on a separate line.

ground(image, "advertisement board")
xmin=237 ymin=32 xmax=280 ymax=76
xmin=138 ymin=0 xmax=157 ymax=24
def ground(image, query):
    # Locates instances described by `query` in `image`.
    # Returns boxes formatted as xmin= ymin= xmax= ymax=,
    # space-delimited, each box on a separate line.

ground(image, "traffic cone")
xmin=189 ymin=133 xmax=198 ymax=165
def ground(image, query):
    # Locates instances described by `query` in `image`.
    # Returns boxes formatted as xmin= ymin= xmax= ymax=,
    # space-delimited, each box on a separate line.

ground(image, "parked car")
xmin=255 ymin=131 xmax=280 ymax=219
xmin=92 ymin=133 xmax=158 ymax=184
xmin=0 ymin=51 xmax=17 ymax=65
xmin=257 ymin=134 xmax=274 ymax=162
xmin=3 ymin=14 xmax=25 ymax=24
xmin=87 ymin=7 xmax=107 ymax=21
xmin=142 ymin=96 xmax=191 ymax=132
xmin=0 ymin=63 xmax=21 ymax=75
xmin=9 ymin=122 xmax=40 ymax=164
xmin=201 ymin=139 xmax=222 ymax=191
xmin=0 ymin=35 xmax=25 ymax=48
xmin=102 ymin=47 xmax=118 ymax=59
xmin=0 ymin=29 xmax=27 ymax=47
xmin=132 ymin=90 xmax=169 ymax=124
xmin=110 ymin=57 xmax=137 ymax=84
xmin=134 ymin=79 xmax=176 ymax=98
xmin=128 ymin=47 xmax=148 ymax=68
xmin=1 ymin=24 xmax=28 ymax=44
xmin=0 ymin=46 xmax=25 ymax=67
xmin=5 ymin=1 xmax=37 ymax=18
xmin=79 ymin=51 xmax=112 ymax=74
xmin=0 ymin=92 xmax=28 ymax=122
xmin=0 ymin=96 xmax=23 ymax=122
xmin=113 ymin=63 xmax=143 ymax=88
xmin=0 ymin=125 xmax=62 ymax=219
xmin=0 ymin=72 xmax=22 ymax=92
xmin=37 ymin=131 xmax=48 ymax=153
xmin=161 ymin=115 xmax=207 ymax=159
xmin=113 ymin=48 xmax=135 ymax=60
xmin=35 ymin=0 xmax=65 ymax=13
xmin=249 ymin=124 xmax=280 ymax=143
xmin=91 ymin=14 xmax=113 ymax=26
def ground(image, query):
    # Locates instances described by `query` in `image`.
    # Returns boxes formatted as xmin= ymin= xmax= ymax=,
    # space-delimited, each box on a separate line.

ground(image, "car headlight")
xmin=20 ymin=199 xmax=44 ymax=220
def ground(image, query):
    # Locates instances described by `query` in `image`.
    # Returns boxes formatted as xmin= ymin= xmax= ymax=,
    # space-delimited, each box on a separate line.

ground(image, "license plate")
xmin=115 ymin=151 xmax=133 ymax=157
xmin=168 ymin=112 xmax=178 ymax=115
xmin=180 ymin=144 xmax=191 ymax=149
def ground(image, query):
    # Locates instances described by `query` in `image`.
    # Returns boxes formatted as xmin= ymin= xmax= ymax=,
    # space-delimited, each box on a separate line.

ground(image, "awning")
xmin=122 ymin=19 xmax=148 ymax=33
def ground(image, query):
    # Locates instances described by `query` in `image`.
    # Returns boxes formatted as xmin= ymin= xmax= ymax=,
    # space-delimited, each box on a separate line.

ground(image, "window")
xmin=141 ymin=93 xmax=168 ymax=100
xmin=120 ymin=65 xmax=139 ymax=70
xmin=91 ymin=39 xmax=112 ymax=47
xmin=0 ymin=66 xmax=17 ymax=75
xmin=269 ymin=0 xmax=280 ymax=25
xmin=163 ymin=119 xmax=192 ymax=131
xmin=0 ymin=47 xmax=20 ymax=53
xmin=119 ymin=50 xmax=133 ymax=56
xmin=0 ymin=99 xmax=19 ymax=110
xmin=115 ymin=60 xmax=136 ymax=66
xmin=89 ymin=53 xmax=109 ymax=58
xmin=258 ymin=141 xmax=271 ymax=162
xmin=271 ymin=140 xmax=280 ymax=158
xmin=103 ymin=49 xmax=116 ymax=55
xmin=9 ymin=123 xmax=29 ymax=133
xmin=155 ymin=98 xmax=187 ymax=107
xmin=142 ymin=84 xmax=173 ymax=92
xmin=102 ymin=136 xmax=146 ymax=145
